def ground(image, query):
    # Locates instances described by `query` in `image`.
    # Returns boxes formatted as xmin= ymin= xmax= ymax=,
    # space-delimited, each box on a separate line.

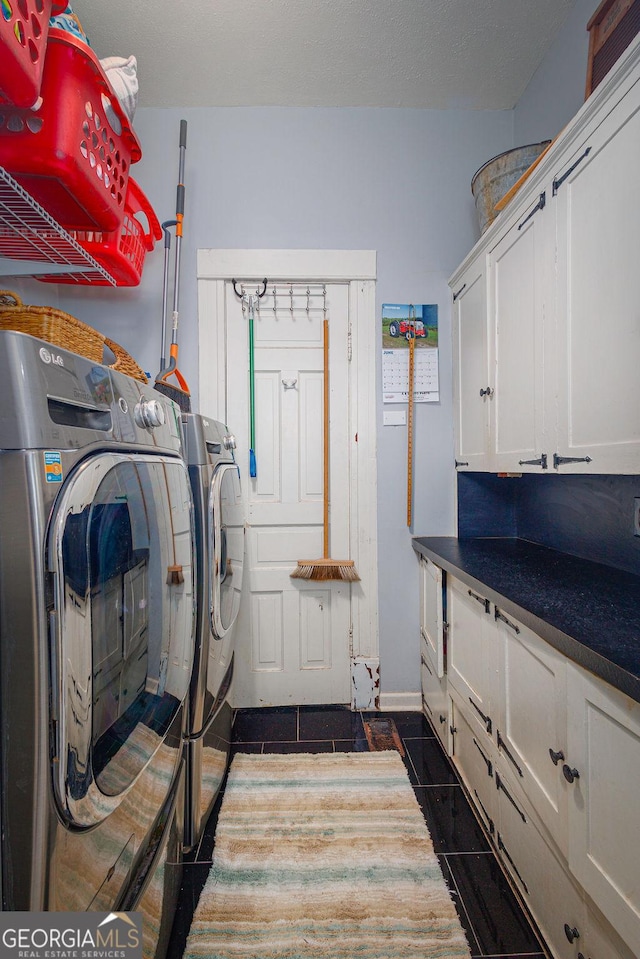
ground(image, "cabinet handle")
xmin=479 ymin=386 xmax=494 ymax=397
xmin=494 ymin=608 xmax=520 ymax=634
xmin=469 ymin=696 xmax=492 ymax=734
xmin=518 ymin=191 xmax=546 ymax=230
xmin=468 ymin=589 xmax=490 ymax=613
xmin=553 ymin=453 xmax=593 ymax=468
xmin=548 ymin=748 xmax=565 ymax=766
xmin=552 ymin=146 xmax=591 ymax=195
xmin=518 ymin=453 xmax=548 ymax=469
xmin=564 ymin=923 xmax=580 ymax=944
xmin=562 ymin=764 xmax=580 ymax=784
xmin=455 ymin=460 xmax=469 ymax=468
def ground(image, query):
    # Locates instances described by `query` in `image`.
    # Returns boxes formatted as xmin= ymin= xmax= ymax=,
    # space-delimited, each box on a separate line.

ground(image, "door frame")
xmin=196 ymin=248 xmax=379 ymax=692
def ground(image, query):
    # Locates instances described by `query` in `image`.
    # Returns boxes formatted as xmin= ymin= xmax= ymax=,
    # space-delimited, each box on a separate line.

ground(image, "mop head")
xmin=154 ymin=379 xmax=191 ymax=412
xmin=290 ymin=558 xmax=360 ymax=582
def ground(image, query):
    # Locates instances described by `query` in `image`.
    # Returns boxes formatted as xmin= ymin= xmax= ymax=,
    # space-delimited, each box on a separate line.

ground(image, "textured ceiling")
xmin=74 ymin=0 xmax=578 ymax=110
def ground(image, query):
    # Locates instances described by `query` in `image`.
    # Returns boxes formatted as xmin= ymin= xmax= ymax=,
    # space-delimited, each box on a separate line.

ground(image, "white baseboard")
xmin=378 ymin=691 xmax=422 ymax=712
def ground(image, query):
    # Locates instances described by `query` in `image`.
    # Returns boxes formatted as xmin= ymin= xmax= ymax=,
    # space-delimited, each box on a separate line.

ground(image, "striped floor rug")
xmin=184 ymin=751 xmax=471 ymax=959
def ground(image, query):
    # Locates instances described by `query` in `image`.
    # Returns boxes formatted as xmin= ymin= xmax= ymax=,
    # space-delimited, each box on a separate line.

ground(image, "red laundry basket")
xmin=0 ymin=27 xmax=142 ymax=230
xmin=39 ymin=178 xmax=163 ymax=286
xmin=0 ymin=0 xmax=66 ymax=108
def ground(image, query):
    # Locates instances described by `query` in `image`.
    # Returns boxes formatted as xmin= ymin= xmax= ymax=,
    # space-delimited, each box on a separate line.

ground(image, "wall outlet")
xmin=634 ymin=498 xmax=640 ymax=537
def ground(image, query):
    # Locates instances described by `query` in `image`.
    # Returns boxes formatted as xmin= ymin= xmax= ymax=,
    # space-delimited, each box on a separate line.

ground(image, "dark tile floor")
xmin=168 ymin=706 xmax=550 ymax=959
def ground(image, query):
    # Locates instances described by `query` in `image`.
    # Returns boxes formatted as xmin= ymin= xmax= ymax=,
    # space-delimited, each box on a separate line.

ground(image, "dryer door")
xmin=49 ymin=453 xmax=195 ymax=827
xmin=209 ymin=463 xmax=244 ymax=640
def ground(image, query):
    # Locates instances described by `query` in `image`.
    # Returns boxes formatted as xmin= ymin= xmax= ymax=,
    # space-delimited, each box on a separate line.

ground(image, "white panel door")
xmin=226 ymin=282 xmax=352 ymax=707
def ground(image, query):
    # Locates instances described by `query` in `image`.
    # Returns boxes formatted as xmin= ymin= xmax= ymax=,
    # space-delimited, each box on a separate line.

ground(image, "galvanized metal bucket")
xmin=471 ymin=141 xmax=551 ymax=234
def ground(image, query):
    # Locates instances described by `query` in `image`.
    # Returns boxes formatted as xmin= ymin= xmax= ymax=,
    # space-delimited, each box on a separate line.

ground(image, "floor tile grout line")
xmin=439 ymin=851 xmax=483 ymax=957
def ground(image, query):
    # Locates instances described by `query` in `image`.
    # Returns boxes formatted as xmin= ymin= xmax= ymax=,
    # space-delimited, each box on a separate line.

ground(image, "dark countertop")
xmin=412 ymin=536 xmax=640 ymax=705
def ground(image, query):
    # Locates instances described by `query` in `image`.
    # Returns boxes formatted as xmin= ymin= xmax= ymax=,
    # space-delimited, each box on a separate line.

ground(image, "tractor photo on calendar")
xmin=382 ymin=303 xmax=438 ymax=349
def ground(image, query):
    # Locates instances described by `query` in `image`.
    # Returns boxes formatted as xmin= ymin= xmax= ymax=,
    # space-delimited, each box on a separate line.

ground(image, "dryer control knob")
xmin=223 ymin=433 xmax=237 ymax=450
xmin=135 ymin=397 xmax=166 ymax=429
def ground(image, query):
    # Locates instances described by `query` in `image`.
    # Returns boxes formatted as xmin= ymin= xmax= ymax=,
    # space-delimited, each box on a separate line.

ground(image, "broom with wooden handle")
xmin=290 ymin=316 xmax=360 ymax=582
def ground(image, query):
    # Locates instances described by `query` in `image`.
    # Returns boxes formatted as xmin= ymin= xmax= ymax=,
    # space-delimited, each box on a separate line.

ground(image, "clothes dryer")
xmin=0 ymin=330 xmax=196 ymax=959
xmin=182 ymin=413 xmax=244 ymax=852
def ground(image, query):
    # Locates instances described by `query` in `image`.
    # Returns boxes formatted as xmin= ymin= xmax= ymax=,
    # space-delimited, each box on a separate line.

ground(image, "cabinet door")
xmin=450 ymin=690 xmax=497 ymax=837
xmin=421 ymin=654 xmax=449 ymax=750
xmin=488 ymin=197 xmax=549 ymax=472
xmin=495 ymin=610 xmax=568 ymax=856
xmin=566 ymin=663 xmax=640 ymax=958
xmin=419 ymin=556 xmax=444 ymax=677
xmin=553 ymin=78 xmax=640 ymax=473
xmin=451 ymin=258 xmax=492 ymax=470
xmin=447 ymin=577 xmax=497 ymax=739
xmin=495 ymin=764 xmax=585 ymax=959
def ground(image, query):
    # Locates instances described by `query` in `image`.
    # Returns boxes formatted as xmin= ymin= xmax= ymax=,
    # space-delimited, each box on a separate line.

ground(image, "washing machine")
xmin=0 ymin=329 xmax=196 ymax=959
xmin=182 ymin=413 xmax=244 ymax=853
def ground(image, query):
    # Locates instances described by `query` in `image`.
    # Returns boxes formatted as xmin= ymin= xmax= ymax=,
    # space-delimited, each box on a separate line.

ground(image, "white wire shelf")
xmin=0 ymin=166 xmax=116 ymax=285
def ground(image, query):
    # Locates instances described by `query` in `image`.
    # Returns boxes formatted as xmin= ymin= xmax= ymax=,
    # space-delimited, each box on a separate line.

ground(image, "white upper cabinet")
xmin=552 ymin=78 xmax=640 ymax=473
xmin=450 ymin=39 xmax=640 ymax=474
xmin=488 ymin=195 xmax=550 ymax=472
xmin=452 ymin=257 xmax=492 ymax=470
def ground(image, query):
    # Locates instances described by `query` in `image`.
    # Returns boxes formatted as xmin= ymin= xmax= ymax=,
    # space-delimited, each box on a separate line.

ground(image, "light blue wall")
xmin=514 ymin=0 xmax=595 ymax=144
xmin=14 ymin=106 xmax=512 ymax=698
xmin=8 ymin=0 xmax=597 ymax=698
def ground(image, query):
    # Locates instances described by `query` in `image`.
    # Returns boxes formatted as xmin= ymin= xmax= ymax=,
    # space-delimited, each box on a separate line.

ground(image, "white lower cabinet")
xmin=420 ymin=562 xmax=640 ymax=959
xmin=566 ymin=664 xmax=640 ymax=958
xmin=494 ymin=764 xmax=584 ymax=959
xmin=495 ymin=611 xmax=569 ymax=856
xmin=418 ymin=556 xmax=449 ymax=749
xmin=447 ymin=576 xmax=498 ymax=737
xmin=450 ymin=687 xmax=497 ymax=837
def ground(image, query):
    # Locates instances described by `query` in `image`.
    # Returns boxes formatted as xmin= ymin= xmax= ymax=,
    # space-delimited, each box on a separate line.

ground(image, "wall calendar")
xmin=381 ymin=303 xmax=439 ymax=403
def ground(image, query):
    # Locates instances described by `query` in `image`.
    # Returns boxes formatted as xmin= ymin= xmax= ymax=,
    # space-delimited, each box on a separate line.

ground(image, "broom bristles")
xmin=290 ymin=559 xmax=360 ymax=582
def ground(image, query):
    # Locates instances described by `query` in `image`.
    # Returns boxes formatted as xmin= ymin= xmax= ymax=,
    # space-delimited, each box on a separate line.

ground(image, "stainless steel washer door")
xmin=208 ymin=463 xmax=244 ymax=640
xmin=48 ymin=452 xmax=195 ymax=827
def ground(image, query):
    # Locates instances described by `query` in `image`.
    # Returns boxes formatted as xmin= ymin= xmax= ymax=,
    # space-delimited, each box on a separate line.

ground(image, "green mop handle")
xmin=249 ymin=312 xmax=257 ymax=477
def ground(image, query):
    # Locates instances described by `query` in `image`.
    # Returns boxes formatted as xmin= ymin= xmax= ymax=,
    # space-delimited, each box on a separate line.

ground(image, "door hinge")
xmin=497 ymin=833 xmax=529 ymax=894
xmin=518 ymin=191 xmax=546 ymax=230
xmin=518 ymin=453 xmax=547 ymax=469
xmin=497 ymin=729 xmax=523 ymax=777
xmin=553 ymin=146 xmax=591 ymax=195
xmin=553 ymin=453 xmax=592 ymax=468
xmin=348 ymin=623 xmax=354 ymax=656
xmin=347 ymin=324 xmax=353 ymax=362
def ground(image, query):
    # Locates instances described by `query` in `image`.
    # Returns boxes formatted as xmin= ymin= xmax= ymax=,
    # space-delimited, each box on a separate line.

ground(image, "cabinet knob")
xmin=564 ymin=923 xmax=580 ymax=944
xmin=479 ymin=386 xmax=494 ymax=397
xmin=548 ymin=748 xmax=565 ymax=766
xmin=439 ymin=714 xmax=447 ymax=724
xmin=562 ymin=764 xmax=580 ymax=784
